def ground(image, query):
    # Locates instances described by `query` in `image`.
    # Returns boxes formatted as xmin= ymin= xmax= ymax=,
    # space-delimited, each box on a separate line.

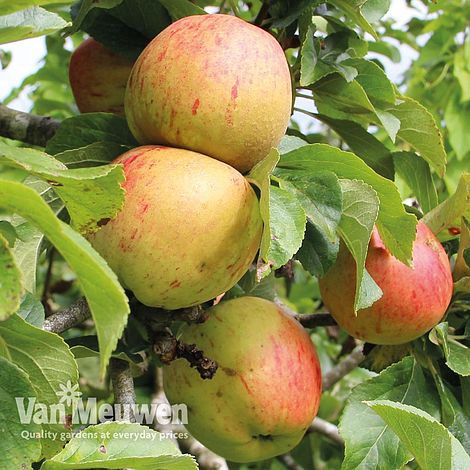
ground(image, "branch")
xmin=42 ymin=297 xmax=91 ymax=333
xmin=274 ymin=298 xmax=337 ymax=328
xmin=133 ymin=301 xmax=209 ymax=326
xmin=295 ymin=312 xmax=337 ymax=328
xmin=0 ymin=104 xmax=59 ymax=147
xmin=307 ymin=417 xmax=343 ymax=446
xmin=277 ymin=453 xmax=304 ymax=470
xmin=110 ymin=358 xmax=136 ymax=422
xmin=322 ymin=344 xmax=365 ymax=390
xmin=153 ymin=329 xmax=218 ymax=380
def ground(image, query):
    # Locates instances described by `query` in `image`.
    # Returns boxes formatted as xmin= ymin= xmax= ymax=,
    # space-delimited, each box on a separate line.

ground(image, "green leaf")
xmin=445 ymin=93 xmax=470 ymax=161
xmin=393 ymin=151 xmax=439 ymax=214
xmin=0 ymin=142 xmax=125 ymax=235
xmin=0 ymin=315 xmax=79 ymax=457
xmin=327 ymin=0 xmax=378 ymax=39
xmin=367 ymin=40 xmax=401 ymax=63
xmin=0 ymin=356 xmax=41 ymax=469
xmin=45 ymin=113 xmax=137 ymax=155
xmin=296 ymin=222 xmax=339 ymax=277
xmin=55 ymin=142 xmax=131 ymax=168
xmin=17 ymin=291 xmax=45 ymax=327
xmin=70 ymin=0 xmax=171 ymax=59
xmin=316 ymin=114 xmax=394 ymax=179
xmin=8 ymin=178 xmax=62 ymax=293
xmin=0 ymin=0 xmax=73 ymax=16
xmin=337 ymin=179 xmax=381 ymax=311
xmin=300 ymin=25 xmax=318 ymax=87
xmin=366 ymin=400 xmax=470 ymax=470
xmin=0 ymin=220 xmax=17 ymax=246
xmin=277 ymin=170 xmax=343 ymax=242
xmin=0 ymin=7 xmax=68 ymax=44
xmin=0 ymin=233 xmax=23 ymax=320
xmin=66 ymin=0 xmax=124 ymax=35
xmin=388 ymin=96 xmax=447 ymax=177
xmin=345 ymin=58 xmax=396 ymax=107
xmin=433 ymin=323 xmax=470 ymax=377
xmin=276 ymin=144 xmax=417 ymax=264
xmin=340 ymin=357 xmax=440 ymax=470
xmin=246 ymin=149 xmax=280 ymax=278
xmin=40 ymin=422 xmax=197 ymax=470
xmin=361 ymin=0 xmax=391 ymax=23
xmin=432 ymin=373 xmax=470 ymax=453
xmin=158 ymin=0 xmax=206 ymax=20
xmin=312 ymin=73 xmax=376 ymax=116
xmin=261 ymin=185 xmax=306 ymax=272
xmin=454 ymin=46 xmax=470 ymax=103
xmin=423 ymin=173 xmax=470 ymax=236
xmin=0 ymin=180 xmax=130 ymax=375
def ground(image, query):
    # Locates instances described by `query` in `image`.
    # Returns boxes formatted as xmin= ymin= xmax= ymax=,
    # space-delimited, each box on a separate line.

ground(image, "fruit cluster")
xmin=69 ymin=12 xmax=453 ymax=463
xmin=70 ymin=13 xmax=322 ymax=462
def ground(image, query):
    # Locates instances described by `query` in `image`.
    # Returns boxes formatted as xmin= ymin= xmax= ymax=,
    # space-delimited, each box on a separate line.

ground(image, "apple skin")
xmin=69 ymin=38 xmax=134 ymax=115
xmin=125 ymin=14 xmax=292 ymax=173
xmin=88 ymin=146 xmax=262 ymax=310
xmin=164 ymin=296 xmax=322 ymax=462
xmin=319 ymin=221 xmax=453 ymax=345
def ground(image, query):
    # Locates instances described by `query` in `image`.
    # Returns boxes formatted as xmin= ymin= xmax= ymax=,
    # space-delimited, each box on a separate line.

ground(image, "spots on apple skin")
xmin=192 ymin=98 xmax=200 ymax=115
xmin=130 ymin=228 xmax=138 ymax=240
xmin=239 ymin=374 xmax=253 ymax=396
xmin=169 ymin=280 xmax=181 ymax=289
xmin=221 ymin=367 xmax=236 ymax=376
xmin=231 ymin=78 xmax=239 ymax=100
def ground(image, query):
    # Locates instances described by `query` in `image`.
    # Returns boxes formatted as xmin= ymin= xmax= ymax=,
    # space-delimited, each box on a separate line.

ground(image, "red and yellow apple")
xmin=319 ymin=221 xmax=453 ymax=345
xmin=164 ymin=296 xmax=322 ymax=462
xmin=69 ymin=38 xmax=134 ymax=115
xmin=88 ymin=146 xmax=262 ymax=309
xmin=125 ymin=14 xmax=292 ymax=173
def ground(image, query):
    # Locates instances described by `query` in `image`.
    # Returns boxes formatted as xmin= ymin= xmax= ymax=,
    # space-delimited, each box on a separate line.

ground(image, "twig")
xmin=133 ymin=301 xmax=209 ymax=327
xmin=153 ymin=329 xmax=218 ymax=380
xmin=0 ymin=104 xmax=60 ymax=147
xmin=307 ymin=417 xmax=344 ymax=446
xmin=110 ymin=358 xmax=136 ymax=422
xmin=277 ymin=453 xmax=305 ymax=470
xmin=42 ymin=247 xmax=55 ymax=315
xmin=322 ymin=345 xmax=366 ymax=390
xmin=42 ymin=297 xmax=91 ymax=333
xmin=274 ymin=298 xmax=337 ymax=328
xmin=296 ymin=312 xmax=337 ymax=328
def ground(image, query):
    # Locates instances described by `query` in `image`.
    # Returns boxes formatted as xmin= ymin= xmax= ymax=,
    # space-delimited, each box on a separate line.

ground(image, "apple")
xmin=88 ymin=146 xmax=262 ymax=310
xmin=319 ymin=221 xmax=453 ymax=345
xmin=164 ymin=296 xmax=322 ymax=462
xmin=69 ymin=38 xmax=134 ymax=115
xmin=125 ymin=14 xmax=292 ymax=173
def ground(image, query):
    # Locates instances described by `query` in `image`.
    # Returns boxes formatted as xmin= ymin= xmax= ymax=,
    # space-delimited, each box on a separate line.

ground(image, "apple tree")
xmin=0 ymin=0 xmax=469 ymax=469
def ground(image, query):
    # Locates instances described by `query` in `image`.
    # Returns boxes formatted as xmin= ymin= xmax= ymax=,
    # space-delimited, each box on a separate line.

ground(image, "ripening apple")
xmin=88 ymin=146 xmax=263 ymax=310
xmin=164 ymin=296 xmax=322 ymax=462
xmin=125 ymin=14 xmax=292 ymax=173
xmin=69 ymin=38 xmax=134 ymax=115
xmin=319 ymin=221 xmax=453 ymax=345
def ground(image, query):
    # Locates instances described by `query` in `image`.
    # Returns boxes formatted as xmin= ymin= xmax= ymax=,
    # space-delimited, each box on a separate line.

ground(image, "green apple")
xmin=125 ymin=14 xmax=292 ymax=173
xmin=69 ymin=38 xmax=134 ymax=115
xmin=88 ymin=146 xmax=262 ymax=309
xmin=319 ymin=221 xmax=453 ymax=345
xmin=164 ymin=296 xmax=322 ymax=462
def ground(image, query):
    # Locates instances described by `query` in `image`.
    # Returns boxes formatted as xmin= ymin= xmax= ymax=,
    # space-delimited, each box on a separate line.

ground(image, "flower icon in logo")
xmin=56 ymin=381 xmax=82 ymax=407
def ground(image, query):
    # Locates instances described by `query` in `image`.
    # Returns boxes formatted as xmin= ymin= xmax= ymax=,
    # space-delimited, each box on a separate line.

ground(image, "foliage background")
xmin=0 ymin=0 xmax=469 ymax=469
